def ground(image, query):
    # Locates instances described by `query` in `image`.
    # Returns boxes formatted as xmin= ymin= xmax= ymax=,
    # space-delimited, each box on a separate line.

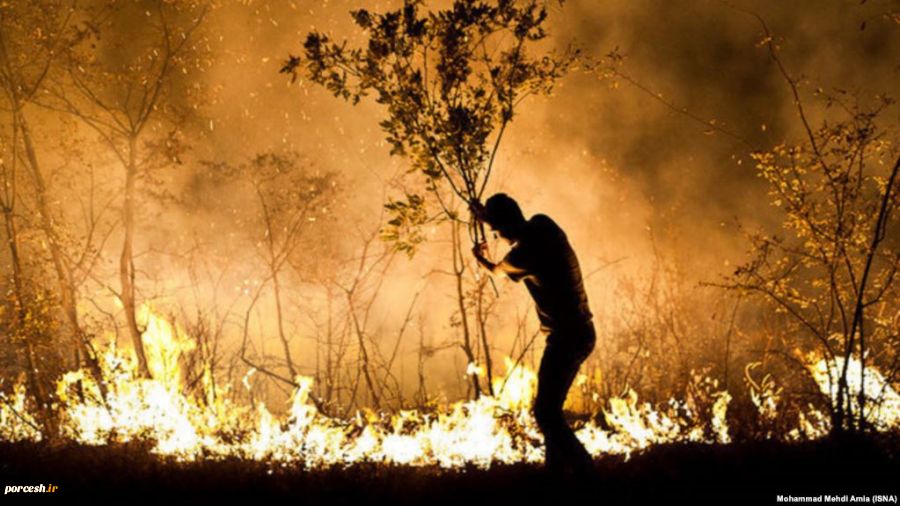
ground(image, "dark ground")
xmin=0 ymin=434 xmax=897 ymax=505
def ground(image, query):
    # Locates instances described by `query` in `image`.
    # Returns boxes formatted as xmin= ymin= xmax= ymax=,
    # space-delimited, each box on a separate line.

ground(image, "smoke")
xmin=9 ymin=0 xmax=898 ymax=406
xmin=189 ymin=0 xmax=899 ymax=273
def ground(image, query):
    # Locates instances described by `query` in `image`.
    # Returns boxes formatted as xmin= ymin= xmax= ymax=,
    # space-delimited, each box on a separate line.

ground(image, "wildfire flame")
xmin=807 ymin=354 xmax=900 ymax=432
xmin=2 ymin=307 xmax=898 ymax=467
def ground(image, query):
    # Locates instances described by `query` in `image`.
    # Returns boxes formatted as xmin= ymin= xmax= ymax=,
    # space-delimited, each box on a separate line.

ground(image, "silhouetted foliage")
xmin=724 ymin=90 xmax=900 ymax=434
xmin=284 ymin=0 xmax=580 ymax=254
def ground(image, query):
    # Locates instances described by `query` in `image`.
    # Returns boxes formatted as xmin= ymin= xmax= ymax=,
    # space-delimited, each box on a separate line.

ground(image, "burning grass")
xmin=2 ymin=307 xmax=737 ymax=466
xmin=0 ymin=307 xmax=898 ymax=475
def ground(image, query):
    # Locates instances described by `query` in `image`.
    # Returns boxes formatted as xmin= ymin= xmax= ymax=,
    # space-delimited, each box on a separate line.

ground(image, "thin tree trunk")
xmin=416 ymin=324 xmax=428 ymax=407
xmin=837 ymin=154 xmax=900 ymax=432
xmin=452 ymin=220 xmax=481 ymax=399
xmin=324 ymin=286 xmax=334 ymax=407
xmin=121 ymin=135 xmax=150 ymax=378
xmin=476 ymin=276 xmax=495 ymax=396
xmin=347 ymin=294 xmax=380 ymax=409
xmin=271 ymin=270 xmax=298 ymax=379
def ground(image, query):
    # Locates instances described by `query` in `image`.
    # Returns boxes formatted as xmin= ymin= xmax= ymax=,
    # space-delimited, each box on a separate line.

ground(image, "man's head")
xmin=482 ymin=193 xmax=526 ymax=242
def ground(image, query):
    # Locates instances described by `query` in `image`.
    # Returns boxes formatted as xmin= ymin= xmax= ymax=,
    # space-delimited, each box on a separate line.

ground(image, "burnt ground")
xmin=0 ymin=434 xmax=897 ymax=505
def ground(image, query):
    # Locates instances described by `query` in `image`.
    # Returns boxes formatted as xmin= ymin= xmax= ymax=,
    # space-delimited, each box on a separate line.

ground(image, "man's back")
xmin=502 ymin=214 xmax=592 ymax=335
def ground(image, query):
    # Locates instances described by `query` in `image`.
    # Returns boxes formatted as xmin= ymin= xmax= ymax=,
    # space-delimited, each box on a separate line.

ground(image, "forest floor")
xmin=1 ymin=433 xmax=897 ymax=505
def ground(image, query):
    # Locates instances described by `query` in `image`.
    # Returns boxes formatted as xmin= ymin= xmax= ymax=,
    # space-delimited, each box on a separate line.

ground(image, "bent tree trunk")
xmin=16 ymin=111 xmax=109 ymax=400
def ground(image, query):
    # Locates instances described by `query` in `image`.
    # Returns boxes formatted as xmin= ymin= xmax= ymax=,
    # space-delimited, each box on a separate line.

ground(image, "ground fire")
xmin=2 ymin=305 xmax=897 ymax=468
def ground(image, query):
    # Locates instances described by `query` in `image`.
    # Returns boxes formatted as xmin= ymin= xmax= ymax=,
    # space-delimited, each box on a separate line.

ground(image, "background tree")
xmin=192 ymin=152 xmax=339 ymax=406
xmin=243 ymin=152 xmax=336 ymax=387
xmin=723 ymin=31 xmax=900 ymax=432
xmin=42 ymin=0 xmax=210 ymax=378
xmin=0 ymin=0 xmax=114 ymax=407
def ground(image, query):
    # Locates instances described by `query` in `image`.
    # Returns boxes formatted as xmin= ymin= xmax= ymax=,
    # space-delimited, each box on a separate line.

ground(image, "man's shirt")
xmin=500 ymin=214 xmax=593 ymax=335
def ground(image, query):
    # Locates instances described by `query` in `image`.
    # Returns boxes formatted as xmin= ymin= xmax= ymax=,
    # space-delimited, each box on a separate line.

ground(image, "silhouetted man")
xmin=471 ymin=193 xmax=595 ymax=476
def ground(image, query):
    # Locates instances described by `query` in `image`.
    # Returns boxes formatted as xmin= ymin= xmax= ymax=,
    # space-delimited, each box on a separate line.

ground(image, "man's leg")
xmin=534 ymin=340 xmax=569 ymax=471
xmin=534 ymin=330 xmax=595 ymax=473
xmin=564 ymin=331 xmax=596 ymax=470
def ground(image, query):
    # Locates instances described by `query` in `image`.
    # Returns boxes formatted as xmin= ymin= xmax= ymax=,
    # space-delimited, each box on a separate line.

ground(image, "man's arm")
xmin=472 ymin=243 xmax=528 ymax=280
xmin=472 ymin=243 xmax=498 ymax=273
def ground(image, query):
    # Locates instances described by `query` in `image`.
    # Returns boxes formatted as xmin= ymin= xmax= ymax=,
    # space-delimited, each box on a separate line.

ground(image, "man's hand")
xmin=469 ymin=200 xmax=487 ymax=222
xmin=472 ymin=241 xmax=497 ymax=273
xmin=472 ymin=241 xmax=488 ymax=260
